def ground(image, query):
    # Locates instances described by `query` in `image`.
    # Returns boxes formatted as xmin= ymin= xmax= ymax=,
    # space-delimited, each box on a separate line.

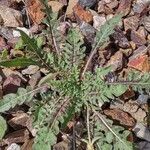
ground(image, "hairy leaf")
xmin=0 ymin=116 xmax=7 ymax=139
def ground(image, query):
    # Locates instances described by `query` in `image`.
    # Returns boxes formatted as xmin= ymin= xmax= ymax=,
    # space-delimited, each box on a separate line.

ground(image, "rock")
xmin=22 ymin=65 xmax=39 ymax=75
xmin=2 ymin=68 xmax=27 ymax=82
xmin=48 ymin=1 xmax=64 ymax=12
xmin=112 ymin=27 xmax=130 ymax=48
xmin=3 ymin=74 xmax=22 ymax=95
xmin=106 ymin=51 xmax=123 ymax=71
xmin=13 ymin=27 xmax=30 ymax=37
xmin=111 ymin=100 xmax=147 ymax=124
xmin=0 ymin=27 xmax=14 ymax=40
xmin=123 ymin=16 xmax=140 ymax=31
xmin=7 ymin=143 xmax=20 ymax=150
xmin=8 ymin=112 xmax=32 ymax=131
xmin=26 ymin=0 xmax=45 ymax=24
xmin=21 ymin=139 xmax=33 ymax=150
xmin=106 ymin=0 xmax=119 ymax=9
xmin=57 ymin=22 xmax=70 ymax=35
xmin=130 ymin=30 xmax=146 ymax=47
xmin=117 ymin=0 xmax=132 ymax=16
xmin=129 ymin=45 xmax=148 ymax=60
xmin=128 ymin=54 xmax=150 ymax=72
xmin=78 ymin=0 xmax=97 ymax=8
xmin=133 ymin=0 xmax=150 ymax=14
xmin=133 ymin=123 xmax=150 ymax=142
xmin=53 ymin=141 xmax=70 ymax=150
xmin=0 ymin=36 xmax=7 ymax=51
xmin=137 ymin=141 xmax=150 ymax=150
xmin=0 ymin=5 xmax=23 ymax=27
xmin=80 ymin=22 xmax=96 ymax=43
xmin=0 ymin=129 xmax=29 ymax=146
xmin=143 ymin=16 xmax=150 ymax=32
xmin=93 ymin=15 xmax=106 ymax=30
xmin=120 ymin=88 xmax=135 ymax=100
xmin=73 ymin=4 xmax=93 ymax=23
xmin=29 ymin=71 xmax=41 ymax=89
xmin=137 ymin=26 xmax=147 ymax=38
xmin=137 ymin=93 xmax=149 ymax=104
xmin=66 ymin=0 xmax=78 ymax=15
xmin=120 ymin=48 xmax=133 ymax=57
xmin=97 ymin=1 xmax=105 ymax=13
xmin=103 ymin=108 xmax=136 ymax=127
xmin=59 ymin=0 xmax=67 ymax=6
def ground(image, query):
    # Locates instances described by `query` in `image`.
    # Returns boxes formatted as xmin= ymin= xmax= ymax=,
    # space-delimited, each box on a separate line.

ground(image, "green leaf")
xmin=0 ymin=116 xmax=7 ymax=139
xmin=111 ymin=84 xmax=128 ymax=97
xmin=0 ymin=57 xmax=37 ymax=67
xmin=0 ymin=88 xmax=35 ymax=113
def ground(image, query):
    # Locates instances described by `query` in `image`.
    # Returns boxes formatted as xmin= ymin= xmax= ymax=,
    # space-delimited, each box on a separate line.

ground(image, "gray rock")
xmin=78 ymin=0 xmax=97 ymax=8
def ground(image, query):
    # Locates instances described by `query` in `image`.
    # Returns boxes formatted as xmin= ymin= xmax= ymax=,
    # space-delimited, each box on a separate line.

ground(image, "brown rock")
xmin=66 ymin=0 xmax=78 ymax=15
xmin=0 ymin=129 xmax=29 ymax=146
xmin=73 ymin=4 xmax=93 ymax=23
xmin=129 ymin=45 xmax=148 ymax=60
xmin=117 ymin=0 xmax=132 ymax=16
xmin=3 ymin=74 xmax=22 ymax=94
xmin=27 ymin=0 xmax=45 ymax=24
xmin=128 ymin=55 xmax=150 ymax=72
xmin=103 ymin=108 xmax=136 ymax=127
xmin=98 ymin=1 xmax=105 ymax=13
xmin=8 ymin=113 xmax=32 ymax=131
xmin=131 ymin=30 xmax=146 ymax=47
xmin=106 ymin=51 xmax=123 ymax=71
xmin=106 ymin=0 xmax=119 ymax=9
xmin=120 ymin=88 xmax=135 ymax=100
xmin=48 ymin=1 xmax=64 ymax=13
xmin=143 ymin=16 xmax=150 ymax=32
xmin=137 ymin=26 xmax=147 ymax=38
xmin=21 ymin=139 xmax=34 ymax=150
xmin=112 ymin=27 xmax=130 ymax=48
xmin=123 ymin=16 xmax=140 ymax=31
xmin=0 ymin=5 xmax=23 ymax=27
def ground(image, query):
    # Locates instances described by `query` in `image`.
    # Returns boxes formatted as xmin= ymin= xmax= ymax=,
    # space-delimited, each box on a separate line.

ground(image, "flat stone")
xmin=0 ymin=5 xmax=23 ymax=27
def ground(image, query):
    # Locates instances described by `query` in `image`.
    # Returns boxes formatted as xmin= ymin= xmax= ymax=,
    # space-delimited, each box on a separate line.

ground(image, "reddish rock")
xmin=128 ymin=55 xmax=150 ymax=72
xmin=27 ymin=0 xmax=45 ymax=24
xmin=103 ymin=108 xmax=136 ymax=127
xmin=117 ymin=0 xmax=132 ymax=16
xmin=73 ymin=4 xmax=93 ymax=23
xmin=131 ymin=30 xmax=146 ymax=47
